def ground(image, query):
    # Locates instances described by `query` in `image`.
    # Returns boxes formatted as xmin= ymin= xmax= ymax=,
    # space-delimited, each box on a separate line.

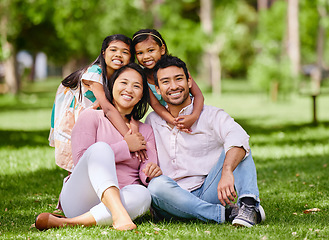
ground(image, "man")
xmin=145 ymin=55 xmax=265 ymax=227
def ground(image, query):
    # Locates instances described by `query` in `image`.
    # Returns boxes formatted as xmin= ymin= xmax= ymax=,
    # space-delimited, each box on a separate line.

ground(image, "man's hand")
xmin=143 ymin=162 xmax=162 ymax=181
xmin=217 ymin=169 xmax=237 ymax=206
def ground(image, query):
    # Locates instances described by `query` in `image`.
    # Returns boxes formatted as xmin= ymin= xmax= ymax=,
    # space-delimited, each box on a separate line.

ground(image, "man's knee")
xmin=148 ymin=175 xmax=173 ymax=196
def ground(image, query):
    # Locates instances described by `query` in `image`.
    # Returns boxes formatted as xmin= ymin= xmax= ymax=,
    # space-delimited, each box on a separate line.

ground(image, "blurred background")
xmin=0 ymin=0 xmax=328 ymax=116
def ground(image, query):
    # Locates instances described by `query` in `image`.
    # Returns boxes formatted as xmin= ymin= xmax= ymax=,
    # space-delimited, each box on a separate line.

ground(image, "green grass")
xmin=0 ymin=78 xmax=328 ymax=239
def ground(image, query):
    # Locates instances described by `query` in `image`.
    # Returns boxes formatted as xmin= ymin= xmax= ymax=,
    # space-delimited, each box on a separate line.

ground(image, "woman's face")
xmin=135 ymin=37 xmax=165 ymax=70
xmin=103 ymin=40 xmax=131 ymax=71
xmin=112 ymin=68 xmax=144 ymax=115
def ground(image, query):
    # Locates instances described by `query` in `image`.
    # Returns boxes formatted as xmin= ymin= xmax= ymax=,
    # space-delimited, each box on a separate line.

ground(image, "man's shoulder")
xmin=145 ymin=111 xmax=162 ymax=124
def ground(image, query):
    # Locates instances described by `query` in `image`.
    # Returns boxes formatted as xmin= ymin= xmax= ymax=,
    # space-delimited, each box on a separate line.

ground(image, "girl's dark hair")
xmin=104 ymin=63 xmax=150 ymax=120
xmin=61 ymin=34 xmax=134 ymax=94
xmin=131 ymin=29 xmax=169 ymax=55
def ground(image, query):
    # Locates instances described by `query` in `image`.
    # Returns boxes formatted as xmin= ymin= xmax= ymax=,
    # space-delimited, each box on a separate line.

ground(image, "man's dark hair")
xmin=153 ymin=55 xmax=189 ymax=87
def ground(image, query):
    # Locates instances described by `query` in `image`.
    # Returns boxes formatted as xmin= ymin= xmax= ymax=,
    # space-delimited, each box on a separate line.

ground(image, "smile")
xmin=112 ymin=59 xmax=123 ymax=65
xmin=121 ymin=94 xmax=133 ymax=101
xmin=143 ymin=60 xmax=154 ymax=66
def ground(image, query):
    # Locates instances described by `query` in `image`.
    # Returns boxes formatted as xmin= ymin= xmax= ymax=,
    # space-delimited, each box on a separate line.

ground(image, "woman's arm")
xmin=149 ymin=87 xmax=175 ymax=125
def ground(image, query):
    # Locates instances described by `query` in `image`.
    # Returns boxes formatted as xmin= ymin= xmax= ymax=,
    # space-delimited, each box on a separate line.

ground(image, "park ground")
xmin=0 ymin=78 xmax=328 ymax=239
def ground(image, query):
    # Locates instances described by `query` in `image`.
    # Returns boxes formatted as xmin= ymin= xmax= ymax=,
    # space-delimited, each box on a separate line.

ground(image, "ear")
xmin=160 ymin=44 xmax=166 ymax=56
xmin=187 ymin=76 xmax=192 ymax=89
xmin=155 ymin=85 xmax=161 ymax=95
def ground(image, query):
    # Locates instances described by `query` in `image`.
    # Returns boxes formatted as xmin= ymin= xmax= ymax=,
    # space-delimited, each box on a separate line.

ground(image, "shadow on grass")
xmin=0 ymin=129 xmax=50 ymax=147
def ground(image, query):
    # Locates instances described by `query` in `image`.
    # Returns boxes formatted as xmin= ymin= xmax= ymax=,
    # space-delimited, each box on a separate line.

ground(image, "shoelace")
xmin=238 ymin=203 xmax=257 ymax=223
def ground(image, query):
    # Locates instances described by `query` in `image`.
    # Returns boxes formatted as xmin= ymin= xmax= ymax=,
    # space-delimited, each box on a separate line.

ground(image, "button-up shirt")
xmin=145 ymin=98 xmax=250 ymax=191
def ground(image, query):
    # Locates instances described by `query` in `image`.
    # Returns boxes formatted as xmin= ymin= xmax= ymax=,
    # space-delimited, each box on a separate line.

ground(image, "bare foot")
xmin=113 ymin=223 xmax=137 ymax=231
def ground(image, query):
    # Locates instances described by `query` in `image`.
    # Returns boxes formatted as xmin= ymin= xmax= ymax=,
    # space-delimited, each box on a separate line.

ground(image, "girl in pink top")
xmin=35 ymin=63 xmax=162 ymax=231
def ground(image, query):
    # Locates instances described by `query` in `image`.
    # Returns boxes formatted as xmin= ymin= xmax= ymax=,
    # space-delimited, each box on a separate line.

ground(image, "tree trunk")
xmin=3 ymin=42 xmax=19 ymax=94
xmin=200 ymin=0 xmax=222 ymax=95
xmin=1 ymin=14 xmax=19 ymax=94
xmin=287 ymin=0 xmax=300 ymax=77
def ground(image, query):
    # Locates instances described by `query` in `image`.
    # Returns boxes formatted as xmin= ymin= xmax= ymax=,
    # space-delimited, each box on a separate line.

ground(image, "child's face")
xmin=135 ymin=37 xmax=165 ymax=70
xmin=103 ymin=40 xmax=131 ymax=71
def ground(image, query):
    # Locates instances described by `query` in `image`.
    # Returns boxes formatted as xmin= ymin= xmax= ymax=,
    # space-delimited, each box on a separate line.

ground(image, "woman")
xmin=49 ymin=34 xmax=146 ymax=173
xmin=36 ymin=63 xmax=162 ymax=231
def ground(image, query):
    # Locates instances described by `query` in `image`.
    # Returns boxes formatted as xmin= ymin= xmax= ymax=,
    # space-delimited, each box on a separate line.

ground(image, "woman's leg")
xmin=36 ymin=142 xmax=135 ymax=230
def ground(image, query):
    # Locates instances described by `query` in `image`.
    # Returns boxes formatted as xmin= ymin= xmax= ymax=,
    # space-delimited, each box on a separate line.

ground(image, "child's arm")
xmin=175 ymin=74 xmax=204 ymax=132
xmin=89 ymin=81 xmax=148 ymax=161
xmin=89 ymin=81 xmax=130 ymax=134
xmin=149 ymin=87 xmax=176 ymax=125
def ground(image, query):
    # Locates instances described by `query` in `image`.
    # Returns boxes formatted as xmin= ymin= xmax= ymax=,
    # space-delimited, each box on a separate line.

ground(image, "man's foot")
xmin=225 ymin=204 xmax=239 ymax=222
xmin=232 ymin=202 xmax=265 ymax=227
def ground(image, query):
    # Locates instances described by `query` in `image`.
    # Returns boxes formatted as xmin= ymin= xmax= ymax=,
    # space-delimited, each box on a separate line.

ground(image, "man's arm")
xmin=217 ymin=146 xmax=246 ymax=206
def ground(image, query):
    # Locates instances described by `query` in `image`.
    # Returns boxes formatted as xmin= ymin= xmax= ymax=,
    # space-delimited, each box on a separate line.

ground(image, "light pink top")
xmin=71 ymin=109 xmax=158 ymax=188
xmin=145 ymin=98 xmax=250 ymax=192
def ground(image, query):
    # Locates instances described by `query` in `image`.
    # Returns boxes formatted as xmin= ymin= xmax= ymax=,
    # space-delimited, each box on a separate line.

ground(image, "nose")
xmin=125 ymin=83 xmax=133 ymax=93
xmin=115 ymin=50 xmax=122 ymax=58
xmin=169 ymin=80 xmax=178 ymax=90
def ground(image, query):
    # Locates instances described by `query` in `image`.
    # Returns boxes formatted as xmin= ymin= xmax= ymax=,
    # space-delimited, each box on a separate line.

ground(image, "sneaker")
xmin=226 ymin=204 xmax=239 ymax=222
xmin=232 ymin=202 xmax=265 ymax=227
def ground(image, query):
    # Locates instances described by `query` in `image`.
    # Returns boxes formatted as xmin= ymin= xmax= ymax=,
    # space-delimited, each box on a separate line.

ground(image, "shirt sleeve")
xmin=138 ymin=124 xmax=159 ymax=186
xmin=71 ymin=109 xmax=98 ymax=166
xmin=108 ymin=140 xmax=131 ymax=163
xmin=209 ymin=107 xmax=250 ymax=158
xmin=81 ymin=65 xmax=103 ymax=85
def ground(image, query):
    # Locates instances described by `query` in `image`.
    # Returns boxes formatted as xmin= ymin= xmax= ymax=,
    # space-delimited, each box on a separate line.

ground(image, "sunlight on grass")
xmin=0 ymin=79 xmax=328 ymax=239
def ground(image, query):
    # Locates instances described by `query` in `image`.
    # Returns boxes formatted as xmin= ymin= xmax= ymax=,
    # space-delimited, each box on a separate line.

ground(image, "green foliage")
xmin=248 ymin=0 xmax=295 ymax=97
xmin=213 ymin=1 xmax=257 ymax=77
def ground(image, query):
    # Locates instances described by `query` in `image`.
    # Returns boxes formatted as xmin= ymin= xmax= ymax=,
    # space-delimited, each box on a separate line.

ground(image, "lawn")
xmin=0 ymin=78 xmax=328 ymax=239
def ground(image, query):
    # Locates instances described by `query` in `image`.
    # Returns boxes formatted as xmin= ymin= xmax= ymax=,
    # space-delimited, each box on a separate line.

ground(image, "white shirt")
xmin=145 ymin=98 xmax=250 ymax=191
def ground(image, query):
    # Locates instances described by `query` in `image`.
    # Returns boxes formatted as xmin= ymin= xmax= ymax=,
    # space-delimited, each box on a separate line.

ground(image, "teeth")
xmin=144 ymin=61 xmax=153 ymax=66
xmin=122 ymin=94 xmax=132 ymax=100
xmin=113 ymin=60 xmax=122 ymax=65
xmin=170 ymin=92 xmax=181 ymax=97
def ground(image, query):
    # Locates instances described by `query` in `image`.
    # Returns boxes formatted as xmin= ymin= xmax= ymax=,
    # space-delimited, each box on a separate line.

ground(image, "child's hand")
xmin=130 ymin=118 xmax=139 ymax=134
xmin=174 ymin=115 xmax=196 ymax=133
xmin=123 ymin=130 xmax=147 ymax=152
xmin=143 ymin=162 xmax=162 ymax=181
xmin=134 ymin=150 xmax=148 ymax=163
xmin=129 ymin=118 xmax=148 ymax=162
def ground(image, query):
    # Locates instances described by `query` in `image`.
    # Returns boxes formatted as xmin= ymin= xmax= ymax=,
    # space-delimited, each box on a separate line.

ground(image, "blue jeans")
xmin=148 ymin=151 xmax=260 ymax=223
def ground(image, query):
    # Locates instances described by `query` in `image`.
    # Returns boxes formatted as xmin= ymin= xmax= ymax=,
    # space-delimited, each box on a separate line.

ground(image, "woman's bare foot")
xmin=113 ymin=223 xmax=137 ymax=231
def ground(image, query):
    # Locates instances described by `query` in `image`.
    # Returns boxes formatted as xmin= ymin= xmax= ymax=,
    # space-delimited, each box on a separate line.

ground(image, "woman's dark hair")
xmin=131 ymin=29 xmax=169 ymax=55
xmin=104 ymin=63 xmax=149 ymax=121
xmin=61 ymin=34 xmax=134 ymax=95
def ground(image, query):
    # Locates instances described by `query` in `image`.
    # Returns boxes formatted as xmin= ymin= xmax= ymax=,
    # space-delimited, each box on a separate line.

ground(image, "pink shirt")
xmin=71 ymin=109 xmax=158 ymax=188
xmin=145 ymin=98 xmax=250 ymax=191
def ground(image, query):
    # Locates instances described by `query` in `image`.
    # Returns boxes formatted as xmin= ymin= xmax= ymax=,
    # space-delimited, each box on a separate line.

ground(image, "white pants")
xmin=60 ymin=142 xmax=151 ymax=225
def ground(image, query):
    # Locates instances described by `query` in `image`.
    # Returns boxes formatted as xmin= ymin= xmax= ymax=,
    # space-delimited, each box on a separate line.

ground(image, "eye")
xmin=123 ymin=50 xmax=130 ymax=55
xmin=134 ymin=84 xmax=141 ymax=89
xmin=136 ymin=52 xmax=142 ymax=55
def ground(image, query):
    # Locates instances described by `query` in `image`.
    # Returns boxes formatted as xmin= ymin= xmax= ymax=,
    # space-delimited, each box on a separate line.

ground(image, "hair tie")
xmin=132 ymin=33 xmax=164 ymax=46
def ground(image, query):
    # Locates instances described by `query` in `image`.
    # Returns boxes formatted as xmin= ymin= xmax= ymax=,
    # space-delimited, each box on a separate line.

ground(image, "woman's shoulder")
xmin=138 ymin=121 xmax=154 ymax=134
xmin=79 ymin=109 xmax=104 ymax=121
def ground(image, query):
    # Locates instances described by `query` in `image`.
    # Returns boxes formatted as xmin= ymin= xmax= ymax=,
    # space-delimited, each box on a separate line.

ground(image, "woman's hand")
xmin=143 ymin=163 xmax=162 ymax=181
xmin=123 ymin=130 xmax=147 ymax=152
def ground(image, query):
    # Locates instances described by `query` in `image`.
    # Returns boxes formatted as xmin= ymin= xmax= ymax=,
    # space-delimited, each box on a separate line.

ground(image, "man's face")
xmin=155 ymin=66 xmax=192 ymax=106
